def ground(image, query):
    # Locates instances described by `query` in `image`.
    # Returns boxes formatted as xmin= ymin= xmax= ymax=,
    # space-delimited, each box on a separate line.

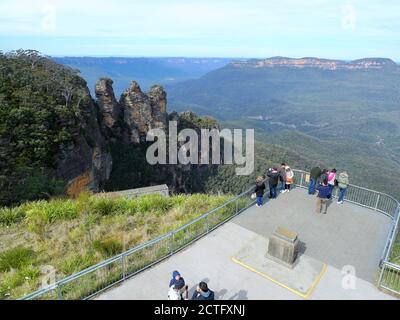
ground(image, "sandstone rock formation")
xmin=120 ymin=81 xmax=167 ymax=143
xmin=95 ymin=78 xmax=123 ymax=139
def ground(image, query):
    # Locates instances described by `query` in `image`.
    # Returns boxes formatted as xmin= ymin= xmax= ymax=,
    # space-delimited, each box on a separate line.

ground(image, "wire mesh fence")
xmin=20 ymin=169 xmax=400 ymax=299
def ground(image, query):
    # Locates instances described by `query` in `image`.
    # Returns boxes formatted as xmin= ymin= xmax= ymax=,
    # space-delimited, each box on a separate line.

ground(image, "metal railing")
xmin=19 ymin=169 xmax=400 ymax=299
xmin=19 ymin=185 xmax=257 ymax=300
xmin=292 ymin=169 xmax=400 ymax=296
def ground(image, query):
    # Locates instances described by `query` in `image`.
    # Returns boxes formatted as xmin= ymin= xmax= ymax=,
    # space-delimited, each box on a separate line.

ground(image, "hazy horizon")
xmin=1 ymin=0 xmax=399 ymax=60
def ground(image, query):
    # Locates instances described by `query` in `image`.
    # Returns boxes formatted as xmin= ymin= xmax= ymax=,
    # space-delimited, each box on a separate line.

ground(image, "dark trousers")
xmin=308 ymin=178 xmax=317 ymax=194
xmin=269 ymin=185 xmax=278 ymax=198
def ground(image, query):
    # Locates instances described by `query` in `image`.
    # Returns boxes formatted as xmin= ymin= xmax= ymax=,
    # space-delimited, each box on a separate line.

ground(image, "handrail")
xmin=19 ymin=169 xmax=400 ymax=300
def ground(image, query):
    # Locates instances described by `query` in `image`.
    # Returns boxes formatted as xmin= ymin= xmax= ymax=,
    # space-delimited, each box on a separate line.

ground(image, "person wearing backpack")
xmin=337 ymin=171 xmax=349 ymax=204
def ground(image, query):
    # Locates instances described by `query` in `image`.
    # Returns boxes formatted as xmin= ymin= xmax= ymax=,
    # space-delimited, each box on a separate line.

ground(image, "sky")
xmin=0 ymin=0 xmax=399 ymax=60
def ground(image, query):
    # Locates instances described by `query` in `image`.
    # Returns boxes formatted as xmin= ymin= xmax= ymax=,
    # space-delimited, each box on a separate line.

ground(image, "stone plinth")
xmin=266 ymin=227 xmax=300 ymax=269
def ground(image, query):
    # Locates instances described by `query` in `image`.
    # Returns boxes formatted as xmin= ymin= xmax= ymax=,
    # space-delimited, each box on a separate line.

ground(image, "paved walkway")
xmin=97 ymin=188 xmax=396 ymax=300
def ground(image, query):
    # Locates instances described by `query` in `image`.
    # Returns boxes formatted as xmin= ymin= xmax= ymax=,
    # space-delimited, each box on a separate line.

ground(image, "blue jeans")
xmin=269 ymin=185 xmax=277 ymax=199
xmin=256 ymin=196 xmax=263 ymax=206
xmin=308 ymin=178 xmax=317 ymax=194
xmin=328 ymin=184 xmax=334 ymax=196
xmin=280 ymin=181 xmax=285 ymax=191
xmin=338 ymin=188 xmax=347 ymax=202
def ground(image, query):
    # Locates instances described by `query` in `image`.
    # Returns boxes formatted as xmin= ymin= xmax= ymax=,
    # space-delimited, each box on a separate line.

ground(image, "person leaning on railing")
xmin=337 ymin=171 xmax=349 ymax=205
xmin=308 ymin=166 xmax=322 ymax=195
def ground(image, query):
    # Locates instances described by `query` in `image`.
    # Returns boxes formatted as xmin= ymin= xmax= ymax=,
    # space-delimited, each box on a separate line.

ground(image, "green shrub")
xmin=135 ymin=194 xmax=171 ymax=214
xmin=0 ymin=247 xmax=36 ymax=272
xmin=0 ymin=207 xmax=26 ymax=225
xmin=93 ymin=238 xmax=123 ymax=258
xmin=58 ymin=253 xmax=97 ymax=275
xmin=0 ymin=265 xmax=41 ymax=299
xmin=25 ymin=199 xmax=78 ymax=231
xmin=89 ymin=198 xmax=120 ymax=216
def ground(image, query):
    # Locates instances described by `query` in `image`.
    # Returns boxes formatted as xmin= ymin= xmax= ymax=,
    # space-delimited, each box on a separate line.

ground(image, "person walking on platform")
xmin=316 ymin=179 xmax=331 ymax=214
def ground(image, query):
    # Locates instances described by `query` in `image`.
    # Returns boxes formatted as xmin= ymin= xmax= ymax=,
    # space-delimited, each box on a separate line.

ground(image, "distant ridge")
xmin=230 ymin=57 xmax=398 ymax=70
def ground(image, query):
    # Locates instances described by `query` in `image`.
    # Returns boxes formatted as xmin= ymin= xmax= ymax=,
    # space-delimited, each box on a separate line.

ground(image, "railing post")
xmin=378 ymin=263 xmax=386 ymax=288
xmin=169 ymin=232 xmax=174 ymax=256
xmin=122 ymin=255 xmax=126 ymax=281
xmin=300 ymin=172 xmax=304 ymax=188
xmin=235 ymin=199 xmax=239 ymax=215
xmin=57 ymin=284 xmax=63 ymax=300
xmin=375 ymin=194 xmax=381 ymax=211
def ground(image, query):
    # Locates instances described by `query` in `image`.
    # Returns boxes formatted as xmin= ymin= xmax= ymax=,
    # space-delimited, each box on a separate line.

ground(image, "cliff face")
xmin=0 ymin=51 xmax=115 ymax=204
xmin=230 ymin=57 xmax=398 ymax=70
xmin=57 ymin=86 xmax=113 ymax=197
xmin=0 ymin=51 xmax=219 ymax=206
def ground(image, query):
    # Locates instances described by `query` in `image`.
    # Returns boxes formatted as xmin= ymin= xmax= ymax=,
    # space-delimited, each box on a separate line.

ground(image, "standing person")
xmin=254 ymin=176 xmax=266 ymax=208
xmin=267 ymin=167 xmax=280 ymax=199
xmin=169 ymin=271 xmax=188 ymax=300
xmin=337 ymin=171 xmax=349 ymax=204
xmin=191 ymin=282 xmax=215 ymax=301
xmin=327 ymin=169 xmax=337 ymax=196
xmin=279 ymin=163 xmax=287 ymax=193
xmin=308 ymin=166 xmax=322 ymax=195
xmin=316 ymin=179 xmax=331 ymax=215
xmin=284 ymin=166 xmax=294 ymax=193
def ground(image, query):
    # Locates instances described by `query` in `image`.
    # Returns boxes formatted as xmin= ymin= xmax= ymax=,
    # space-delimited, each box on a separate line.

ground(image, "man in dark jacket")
xmin=309 ymin=166 xmax=322 ymax=195
xmin=191 ymin=282 xmax=215 ymax=301
xmin=255 ymin=176 xmax=266 ymax=207
xmin=316 ymin=179 xmax=331 ymax=214
xmin=267 ymin=167 xmax=280 ymax=199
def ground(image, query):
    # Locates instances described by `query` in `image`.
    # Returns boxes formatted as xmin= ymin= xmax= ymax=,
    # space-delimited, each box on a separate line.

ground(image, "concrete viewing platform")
xmin=97 ymin=188 xmax=396 ymax=300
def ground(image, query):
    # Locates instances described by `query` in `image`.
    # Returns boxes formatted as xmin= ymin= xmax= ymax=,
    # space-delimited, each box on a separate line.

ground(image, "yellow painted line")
xmin=231 ymin=256 xmax=328 ymax=299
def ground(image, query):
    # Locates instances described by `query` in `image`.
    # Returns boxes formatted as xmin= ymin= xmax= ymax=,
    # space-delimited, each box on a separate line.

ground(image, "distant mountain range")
xmin=53 ymin=57 xmax=232 ymax=96
xmin=167 ymin=56 xmax=400 ymax=198
xmin=50 ymin=55 xmax=400 ymax=198
xmin=230 ymin=57 xmax=398 ymax=70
